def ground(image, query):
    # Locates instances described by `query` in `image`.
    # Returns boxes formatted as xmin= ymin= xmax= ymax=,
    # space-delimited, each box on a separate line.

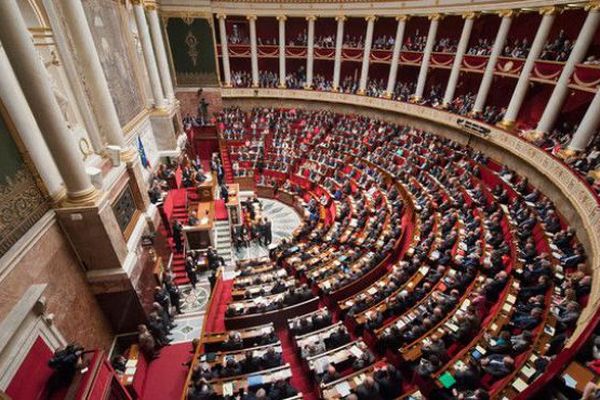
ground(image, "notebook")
xmin=438 ymin=372 xmax=456 ymax=388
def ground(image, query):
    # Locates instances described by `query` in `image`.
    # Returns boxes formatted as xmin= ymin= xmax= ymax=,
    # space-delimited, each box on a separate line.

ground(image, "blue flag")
xmin=137 ymin=136 xmax=150 ymax=168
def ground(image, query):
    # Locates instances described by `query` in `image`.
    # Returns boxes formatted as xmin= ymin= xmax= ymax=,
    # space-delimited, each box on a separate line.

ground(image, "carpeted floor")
xmin=215 ymin=199 xmax=229 ymax=221
xmin=277 ymin=329 xmax=318 ymax=400
xmin=141 ymin=342 xmax=193 ymax=400
xmin=210 ymin=279 xmax=233 ymax=333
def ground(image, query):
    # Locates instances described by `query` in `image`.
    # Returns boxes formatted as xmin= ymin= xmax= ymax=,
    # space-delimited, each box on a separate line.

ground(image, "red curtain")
xmin=6 ymin=336 xmax=55 ymax=400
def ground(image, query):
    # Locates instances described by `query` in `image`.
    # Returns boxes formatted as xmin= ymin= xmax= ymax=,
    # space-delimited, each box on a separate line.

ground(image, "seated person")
xmin=320 ymin=365 xmax=340 ymax=384
xmin=261 ymin=347 xmax=282 ymax=369
xmin=480 ymin=354 xmax=514 ymax=378
xmin=355 ymin=376 xmax=382 ymax=400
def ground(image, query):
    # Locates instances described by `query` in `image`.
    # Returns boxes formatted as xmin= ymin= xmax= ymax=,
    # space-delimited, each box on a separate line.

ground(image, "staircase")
xmin=170 ymin=190 xmax=190 ymax=285
xmin=219 ymin=145 xmax=235 ymax=184
xmin=215 ymin=220 xmax=234 ymax=268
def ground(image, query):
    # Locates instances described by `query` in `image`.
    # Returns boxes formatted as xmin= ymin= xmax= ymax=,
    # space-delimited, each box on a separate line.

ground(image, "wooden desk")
xmin=226 ymin=183 xmax=242 ymax=226
xmin=202 ymin=323 xmax=275 ymax=352
xmin=209 ymin=364 xmax=292 ymax=396
xmin=197 ymin=174 xmax=216 ymax=202
xmin=183 ymin=201 xmax=215 ymax=250
xmin=561 ymin=361 xmax=598 ymax=394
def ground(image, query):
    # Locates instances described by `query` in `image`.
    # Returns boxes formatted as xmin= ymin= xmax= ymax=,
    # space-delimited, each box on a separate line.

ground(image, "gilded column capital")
xmin=246 ymin=15 xmax=257 ymax=21
xmin=130 ymin=0 xmax=143 ymax=5
xmin=428 ymin=13 xmax=443 ymax=21
xmin=144 ymin=0 xmax=157 ymax=11
xmin=276 ymin=15 xmax=287 ymax=21
xmin=335 ymin=15 xmax=347 ymax=22
xmin=539 ymin=6 xmax=560 ymax=15
xmin=395 ymin=15 xmax=410 ymax=22
xmin=586 ymin=0 xmax=600 ymax=11
xmin=365 ymin=15 xmax=377 ymax=22
xmin=497 ymin=9 xmax=516 ymax=18
xmin=306 ymin=15 xmax=317 ymax=22
xmin=461 ymin=11 xmax=478 ymax=20
xmin=216 ymin=13 xmax=227 ymax=20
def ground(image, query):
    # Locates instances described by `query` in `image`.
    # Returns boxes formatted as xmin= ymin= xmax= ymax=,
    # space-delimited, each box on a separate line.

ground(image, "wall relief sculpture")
xmin=166 ymin=17 xmax=218 ymax=86
xmin=81 ymin=0 xmax=144 ymax=126
xmin=0 ymin=114 xmax=49 ymax=258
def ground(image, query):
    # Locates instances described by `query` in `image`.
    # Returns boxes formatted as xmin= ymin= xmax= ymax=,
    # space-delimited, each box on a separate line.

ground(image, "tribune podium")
xmin=196 ymin=173 xmax=216 ymax=202
xmin=183 ymin=200 xmax=215 ymax=250
xmin=226 ymin=183 xmax=242 ymax=227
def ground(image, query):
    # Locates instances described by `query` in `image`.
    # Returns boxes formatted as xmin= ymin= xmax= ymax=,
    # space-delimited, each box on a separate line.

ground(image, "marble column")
xmin=442 ymin=12 xmax=475 ymax=107
xmin=62 ymin=0 xmax=135 ymax=158
xmin=358 ymin=16 xmax=376 ymax=95
xmin=248 ymin=15 xmax=259 ymax=87
xmin=0 ymin=46 xmax=64 ymax=200
xmin=413 ymin=14 xmax=441 ymax=100
xmin=536 ymin=6 xmax=600 ymax=134
xmin=384 ymin=16 xmax=407 ymax=98
xmin=500 ymin=7 xmax=557 ymax=128
xmin=146 ymin=1 xmax=175 ymax=101
xmin=132 ymin=0 xmax=165 ymax=109
xmin=217 ymin=15 xmax=232 ymax=87
xmin=472 ymin=10 xmax=513 ymax=113
xmin=277 ymin=15 xmax=287 ymax=88
xmin=305 ymin=16 xmax=316 ymax=89
xmin=332 ymin=16 xmax=346 ymax=91
xmin=0 ymin=0 xmax=97 ymax=203
xmin=568 ymin=88 xmax=600 ymax=151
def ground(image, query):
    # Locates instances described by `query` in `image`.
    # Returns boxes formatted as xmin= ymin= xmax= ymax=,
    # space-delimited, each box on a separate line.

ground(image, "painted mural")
xmin=166 ymin=17 xmax=219 ymax=86
xmin=0 ymin=112 xmax=48 ymax=258
xmin=81 ymin=0 xmax=145 ymax=126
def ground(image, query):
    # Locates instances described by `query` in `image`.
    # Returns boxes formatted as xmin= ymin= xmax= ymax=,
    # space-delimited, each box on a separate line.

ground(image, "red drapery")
xmin=6 ymin=336 xmax=55 ymax=400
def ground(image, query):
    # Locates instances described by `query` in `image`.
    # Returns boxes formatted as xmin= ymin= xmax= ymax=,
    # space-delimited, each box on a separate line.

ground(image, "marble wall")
xmin=0 ymin=219 xmax=113 ymax=350
xmin=176 ymin=88 xmax=223 ymax=120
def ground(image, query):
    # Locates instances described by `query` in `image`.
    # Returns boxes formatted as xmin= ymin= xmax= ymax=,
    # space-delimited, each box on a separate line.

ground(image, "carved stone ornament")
xmin=0 ymin=168 xmax=49 ymax=257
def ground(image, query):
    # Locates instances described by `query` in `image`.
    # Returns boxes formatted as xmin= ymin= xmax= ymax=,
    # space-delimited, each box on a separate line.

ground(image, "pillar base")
xmin=303 ymin=84 xmax=313 ymax=90
xmin=468 ymin=110 xmax=481 ymax=118
xmin=556 ymin=147 xmax=577 ymax=160
xmin=382 ymin=92 xmax=393 ymax=99
xmin=409 ymin=95 xmax=421 ymax=103
xmin=251 ymin=83 xmax=260 ymax=88
xmin=223 ymin=83 xmax=233 ymax=88
xmin=497 ymin=119 xmax=515 ymax=131
xmin=356 ymin=89 xmax=366 ymax=96
xmin=588 ymin=169 xmax=600 ymax=181
xmin=278 ymin=83 xmax=287 ymax=89
xmin=521 ymin=130 xmax=545 ymax=143
xmin=438 ymin=102 xmax=449 ymax=110
xmin=61 ymin=186 xmax=100 ymax=207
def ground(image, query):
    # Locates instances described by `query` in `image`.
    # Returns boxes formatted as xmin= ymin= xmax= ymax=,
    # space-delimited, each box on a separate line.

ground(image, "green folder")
xmin=438 ymin=372 xmax=456 ymax=388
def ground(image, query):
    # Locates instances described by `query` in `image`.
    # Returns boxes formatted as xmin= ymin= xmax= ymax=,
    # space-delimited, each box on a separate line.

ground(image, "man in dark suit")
xmin=261 ymin=347 xmax=281 ymax=369
xmin=263 ymin=218 xmax=272 ymax=246
xmin=355 ymin=376 xmax=383 ymax=400
xmin=173 ymin=220 xmax=183 ymax=253
xmin=242 ymin=350 xmax=261 ymax=373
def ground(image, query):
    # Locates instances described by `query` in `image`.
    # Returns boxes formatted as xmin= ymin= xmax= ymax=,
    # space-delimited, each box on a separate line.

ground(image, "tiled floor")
xmin=234 ymin=198 xmax=302 ymax=261
xmin=178 ymin=283 xmax=210 ymax=315
xmin=170 ymin=314 xmax=204 ymax=344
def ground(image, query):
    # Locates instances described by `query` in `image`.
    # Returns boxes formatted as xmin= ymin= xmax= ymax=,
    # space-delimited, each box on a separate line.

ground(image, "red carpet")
xmin=141 ymin=342 xmax=192 ymax=400
xmin=277 ymin=329 xmax=318 ymax=400
xmin=215 ymin=199 xmax=229 ymax=220
xmin=211 ymin=279 xmax=233 ymax=332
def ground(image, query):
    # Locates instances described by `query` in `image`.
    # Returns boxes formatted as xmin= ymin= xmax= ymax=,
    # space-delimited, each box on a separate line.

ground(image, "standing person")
xmin=263 ymin=217 xmax=272 ymax=246
xmin=220 ymin=183 xmax=229 ymax=204
xmin=172 ymin=220 xmax=184 ymax=253
xmin=165 ymin=280 xmax=183 ymax=314
xmin=207 ymin=247 xmax=225 ymax=270
xmin=185 ymin=256 xmax=199 ymax=289
xmin=138 ymin=325 xmax=159 ymax=359
xmin=198 ymin=98 xmax=209 ymax=125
